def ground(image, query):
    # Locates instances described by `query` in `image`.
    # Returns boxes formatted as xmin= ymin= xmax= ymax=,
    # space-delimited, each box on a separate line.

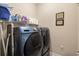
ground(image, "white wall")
xmin=8 ymin=3 xmax=37 ymax=18
xmin=37 ymin=3 xmax=78 ymax=56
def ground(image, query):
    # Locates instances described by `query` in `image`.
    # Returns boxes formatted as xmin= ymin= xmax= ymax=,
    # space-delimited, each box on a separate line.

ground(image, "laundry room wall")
xmin=37 ymin=3 xmax=78 ymax=55
xmin=8 ymin=3 xmax=37 ymax=18
xmin=7 ymin=3 xmax=38 ymax=27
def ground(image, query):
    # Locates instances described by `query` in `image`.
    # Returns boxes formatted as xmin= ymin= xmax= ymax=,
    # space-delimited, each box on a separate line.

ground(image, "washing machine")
xmin=13 ymin=26 xmax=43 ymax=56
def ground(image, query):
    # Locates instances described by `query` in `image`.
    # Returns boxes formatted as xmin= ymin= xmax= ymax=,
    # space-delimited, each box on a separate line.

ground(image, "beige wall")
xmin=8 ymin=3 xmax=37 ymax=18
xmin=37 ymin=3 xmax=78 ymax=56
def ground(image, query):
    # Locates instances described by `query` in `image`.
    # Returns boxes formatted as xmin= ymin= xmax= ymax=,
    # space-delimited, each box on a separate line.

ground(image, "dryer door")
xmin=24 ymin=32 xmax=43 ymax=56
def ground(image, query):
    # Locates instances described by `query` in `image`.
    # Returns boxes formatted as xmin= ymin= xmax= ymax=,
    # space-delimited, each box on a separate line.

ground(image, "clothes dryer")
xmin=14 ymin=26 xmax=43 ymax=56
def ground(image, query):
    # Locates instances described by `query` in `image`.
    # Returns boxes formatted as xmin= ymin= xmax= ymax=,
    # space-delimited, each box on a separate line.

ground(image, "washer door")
xmin=24 ymin=32 xmax=43 ymax=56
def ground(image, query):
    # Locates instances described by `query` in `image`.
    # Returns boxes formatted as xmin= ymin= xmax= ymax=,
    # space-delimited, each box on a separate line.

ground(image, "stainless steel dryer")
xmin=13 ymin=26 xmax=43 ymax=56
